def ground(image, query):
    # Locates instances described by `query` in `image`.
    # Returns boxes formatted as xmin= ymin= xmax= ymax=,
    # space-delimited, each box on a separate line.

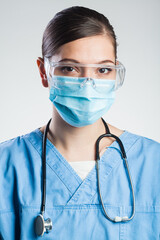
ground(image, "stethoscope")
xmin=35 ymin=118 xmax=135 ymax=236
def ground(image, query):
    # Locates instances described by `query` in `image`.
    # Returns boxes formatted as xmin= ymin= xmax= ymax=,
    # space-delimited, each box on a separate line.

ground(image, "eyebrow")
xmin=58 ymin=58 xmax=115 ymax=64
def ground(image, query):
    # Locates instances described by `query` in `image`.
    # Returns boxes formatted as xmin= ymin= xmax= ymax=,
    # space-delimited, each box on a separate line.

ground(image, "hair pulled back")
xmin=42 ymin=6 xmax=118 ymax=60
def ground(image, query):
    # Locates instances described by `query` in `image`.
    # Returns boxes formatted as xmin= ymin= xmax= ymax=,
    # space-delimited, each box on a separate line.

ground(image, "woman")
xmin=0 ymin=6 xmax=160 ymax=240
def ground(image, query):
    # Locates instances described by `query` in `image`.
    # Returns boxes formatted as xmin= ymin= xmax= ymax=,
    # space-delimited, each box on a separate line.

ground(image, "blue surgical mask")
xmin=48 ymin=76 xmax=115 ymax=127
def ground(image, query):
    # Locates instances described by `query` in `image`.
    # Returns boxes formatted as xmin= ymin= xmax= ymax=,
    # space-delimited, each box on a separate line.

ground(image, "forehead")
xmin=51 ymin=35 xmax=115 ymax=64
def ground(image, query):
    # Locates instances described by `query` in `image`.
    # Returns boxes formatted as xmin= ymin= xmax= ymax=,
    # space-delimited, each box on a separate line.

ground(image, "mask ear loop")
xmin=44 ymin=58 xmax=51 ymax=81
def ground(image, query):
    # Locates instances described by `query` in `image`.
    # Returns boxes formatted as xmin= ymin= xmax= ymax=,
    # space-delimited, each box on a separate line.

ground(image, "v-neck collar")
xmin=27 ymin=128 xmax=140 ymax=205
xmin=35 ymin=128 xmax=127 ymax=181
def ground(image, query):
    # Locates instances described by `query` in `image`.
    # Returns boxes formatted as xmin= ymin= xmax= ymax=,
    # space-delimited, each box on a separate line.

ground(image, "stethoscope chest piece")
xmin=35 ymin=214 xmax=52 ymax=236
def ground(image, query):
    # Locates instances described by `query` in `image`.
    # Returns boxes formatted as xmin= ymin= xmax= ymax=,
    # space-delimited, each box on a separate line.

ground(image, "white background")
xmin=0 ymin=0 xmax=160 ymax=142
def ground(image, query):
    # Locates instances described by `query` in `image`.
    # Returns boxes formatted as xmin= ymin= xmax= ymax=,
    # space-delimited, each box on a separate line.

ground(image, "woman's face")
xmin=50 ymin=35 xmax=116 ymax=78
xmin=39 ymin=35 xmax=116 ymax=87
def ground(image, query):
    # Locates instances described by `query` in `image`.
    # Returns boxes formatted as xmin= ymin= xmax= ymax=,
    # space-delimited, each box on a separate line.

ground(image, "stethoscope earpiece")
xmin=35 ymin=214 xmax=52 ymax=236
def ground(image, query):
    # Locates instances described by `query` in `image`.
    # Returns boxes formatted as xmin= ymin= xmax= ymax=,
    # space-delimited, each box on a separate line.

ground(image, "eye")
xmin=53 ymin=64 xmax=80 ymax=76
xmin=61 ymin=66 xmax=75 ymax=72
xmin=99 ymin=68 xmax=112 ymax=74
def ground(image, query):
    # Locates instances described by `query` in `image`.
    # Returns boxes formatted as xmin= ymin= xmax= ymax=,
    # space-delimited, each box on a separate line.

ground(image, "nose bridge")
xmin=80 ymin=66 xmax=94 ymax=78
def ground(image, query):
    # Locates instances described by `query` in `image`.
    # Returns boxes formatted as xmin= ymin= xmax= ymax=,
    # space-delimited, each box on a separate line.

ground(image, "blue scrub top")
xmin=0 ymin=128 xmax=160 ymax=239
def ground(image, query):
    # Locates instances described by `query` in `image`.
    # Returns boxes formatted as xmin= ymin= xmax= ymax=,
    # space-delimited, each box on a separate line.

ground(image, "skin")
xmin=37 ymin=35 xmax=124 ymax=162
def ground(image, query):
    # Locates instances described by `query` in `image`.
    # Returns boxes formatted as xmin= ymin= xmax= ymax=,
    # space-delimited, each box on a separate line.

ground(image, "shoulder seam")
xmin=24 ymin=137 xmax=42 ymax=158
xmin=125 ymin=136 xmax=141 ymax=154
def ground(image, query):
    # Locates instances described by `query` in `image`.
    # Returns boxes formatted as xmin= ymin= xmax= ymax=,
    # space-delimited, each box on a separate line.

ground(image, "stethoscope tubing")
xmin=96 ymin=119 xmax=135 ymax=222
xmin=37 ymin=117 xmax=135 ymax=237
xmin=96 ymin=140 xmax=135 ymax=222
xmin=41 ymin=118 xmax=52 ymax=215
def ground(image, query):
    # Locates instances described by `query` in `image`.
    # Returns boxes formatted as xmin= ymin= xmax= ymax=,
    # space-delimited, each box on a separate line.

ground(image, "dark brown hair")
xmin=42 ymin=6 xmax=117 ymax=60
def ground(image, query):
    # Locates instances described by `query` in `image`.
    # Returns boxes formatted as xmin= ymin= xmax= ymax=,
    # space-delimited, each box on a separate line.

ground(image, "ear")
xmin=37 ymin=57 xmax=48 ymax=88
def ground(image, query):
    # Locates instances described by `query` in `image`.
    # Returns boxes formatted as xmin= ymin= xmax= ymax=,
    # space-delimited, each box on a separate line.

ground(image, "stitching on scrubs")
xmin=25 ymin=133 xmax=78 ymax=194
xmin=64 ymin=146 xmax=120 ymax=205
xmin=34 ymin=129 xmax=128 ymax=184
xmin=47 ymin=130 xmax=128 ymax=183
xmin=46 ymin=147 xmax=82 ymax=183
xmin=36 ymin=129 xmax=83 ymax=183
xmin=100 ymin=135 xmax=141 ymax=164
xmin=0 ymin=209 xmax=16 ymax=214
xmin=27 ymin=130 xmax=82 ymax=188
xmin=79 ymin=157 xmax=121 ymax=205
xmin=0 ymin=137 xmax=17 ymax=146
xmin=110 ymin=205 xmax=160 ymax=214
xmin=23 ymin=204 xmax=120 ymax=210
xmin=119 ymin=207 xmax=127 ymax=240
xmin=66 ymin=141 xmax=127 ymax=205
xmin=90 ymin=135 xmax=141 ymax=204
xmin=25 ymin=135 xmax=42 ymax=158
xmin=20 ymin=204 xmax=115 ymax=214
xmin=135 ymin=205 xmax=160 ymax=212
xmin=46 ymin=162 xmax=75 ymax=194
xmin=54 ymin=131 xmax=140 ymax=205
xmin=26 ymin=129 xmax=141 ymax=207
xmin=80 ymin=132 xmax=129 ymax=186
xmin=95 ymin=137 xmax=141 ymax=205
xmin=25 ymin=130 xmax=140 ymax=183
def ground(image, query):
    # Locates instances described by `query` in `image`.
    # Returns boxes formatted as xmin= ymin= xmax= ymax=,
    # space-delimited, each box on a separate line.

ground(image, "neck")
xmin=49 ymin=108 xmax=106 ymax=151
xmin=40 ymin=107 xmax=123 ymax=162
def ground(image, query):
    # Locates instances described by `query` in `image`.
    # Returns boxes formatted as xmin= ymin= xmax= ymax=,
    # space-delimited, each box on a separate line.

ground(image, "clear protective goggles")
xmin=44 ymin=57 xmax=126 ymax=91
